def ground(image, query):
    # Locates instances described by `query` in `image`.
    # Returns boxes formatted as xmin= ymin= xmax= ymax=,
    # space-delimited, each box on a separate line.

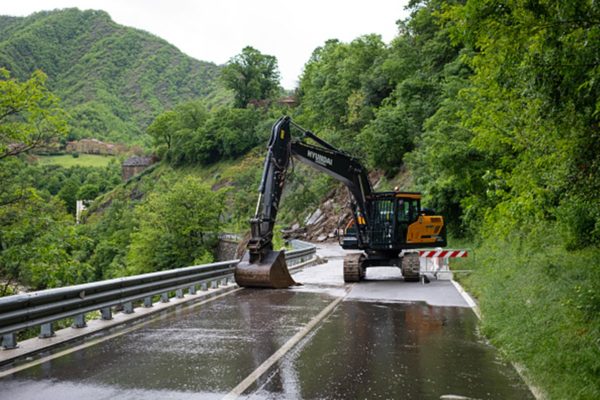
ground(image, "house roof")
xmin=122 ymin=156 xmax=154 ymax=167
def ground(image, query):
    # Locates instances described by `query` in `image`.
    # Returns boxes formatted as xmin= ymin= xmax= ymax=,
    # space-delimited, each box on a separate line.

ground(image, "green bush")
xmin=126 ymin=176 xmax=226 ymax=274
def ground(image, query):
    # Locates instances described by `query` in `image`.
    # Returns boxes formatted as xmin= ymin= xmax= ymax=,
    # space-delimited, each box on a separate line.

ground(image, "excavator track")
xmin=401 ymin=252 xmax=420 ymax=282
xmin=344 ymin=253 xmax=366 ymax=282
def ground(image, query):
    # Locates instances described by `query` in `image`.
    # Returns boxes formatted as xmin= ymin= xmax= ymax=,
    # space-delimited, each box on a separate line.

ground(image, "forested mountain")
xmin=0 ymin=8 xmax=225 ymax=144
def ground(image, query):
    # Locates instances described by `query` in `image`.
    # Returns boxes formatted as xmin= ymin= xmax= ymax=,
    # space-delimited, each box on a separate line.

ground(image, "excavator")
xmin=234 ymin=116 xmax=446 ymax=288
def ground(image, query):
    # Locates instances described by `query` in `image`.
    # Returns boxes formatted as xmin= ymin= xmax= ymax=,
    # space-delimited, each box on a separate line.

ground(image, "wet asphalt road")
xmin=0 ymin=244 xmax=534 ymax=399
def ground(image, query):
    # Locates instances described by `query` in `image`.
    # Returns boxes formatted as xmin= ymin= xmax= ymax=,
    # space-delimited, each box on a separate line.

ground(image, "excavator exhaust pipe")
xmin=234 ymin=250 xmax=297 ymax=289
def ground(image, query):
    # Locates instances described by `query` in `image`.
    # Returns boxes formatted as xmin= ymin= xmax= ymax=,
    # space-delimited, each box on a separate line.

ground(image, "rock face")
xmin=283 ymin=185 xmax=351 ymax=242
xmin=283 ymin=170 xmax=385 ymax=243
xmin=305 ymin=208 xmax=323 ymax=226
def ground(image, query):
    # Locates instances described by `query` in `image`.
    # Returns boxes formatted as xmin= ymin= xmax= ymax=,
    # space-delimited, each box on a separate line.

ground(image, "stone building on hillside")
xmin=66 ymin=139 xmax=126 ymax=155
xmin=122 ymin=156 xmax=155 ymax=180
xmin=277 ymin=96 xmax=298 ymax=107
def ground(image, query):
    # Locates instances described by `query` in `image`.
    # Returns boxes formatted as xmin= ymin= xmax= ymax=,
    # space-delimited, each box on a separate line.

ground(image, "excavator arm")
xmin=235 ymin=116 xmax=374 ymax=288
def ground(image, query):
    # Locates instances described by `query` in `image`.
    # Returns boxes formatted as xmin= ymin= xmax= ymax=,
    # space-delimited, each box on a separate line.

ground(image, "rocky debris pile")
xmin=283 ymin=185 xmax=351 ymax=242
xmin=282 ymin=170 xmax=385 ymax=242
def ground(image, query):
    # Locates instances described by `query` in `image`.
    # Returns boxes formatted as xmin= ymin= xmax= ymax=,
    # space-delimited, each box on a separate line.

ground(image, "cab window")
xmin=397 ymin=198 xmax=419 ymax=223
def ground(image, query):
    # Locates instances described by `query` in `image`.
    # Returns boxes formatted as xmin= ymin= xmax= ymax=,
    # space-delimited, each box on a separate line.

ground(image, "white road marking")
xmin=450 ymin=280 xmax=481 ymax=319
xmin=222 ymin=287 xmax=351 ymax=400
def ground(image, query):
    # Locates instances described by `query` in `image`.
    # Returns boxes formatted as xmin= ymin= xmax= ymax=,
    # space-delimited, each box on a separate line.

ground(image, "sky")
xmin=0 ymin=0 xmax=410 ymax=89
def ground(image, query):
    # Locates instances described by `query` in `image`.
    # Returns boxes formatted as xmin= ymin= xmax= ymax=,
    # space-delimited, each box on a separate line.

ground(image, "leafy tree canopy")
xmin=0 ymin=68 xmax=68 ymax=159
xmin=221 ymin=46 xmax=281 ymax=108
xmin=126 ymin=176 xmax=225 ymax=274
xmin=148 ymin=101 xmax=264 ymax=166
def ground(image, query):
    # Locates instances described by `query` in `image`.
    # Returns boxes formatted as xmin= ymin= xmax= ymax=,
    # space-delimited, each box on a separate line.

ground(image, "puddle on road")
xmin=251 ymin=301 xmax=534 ymax=400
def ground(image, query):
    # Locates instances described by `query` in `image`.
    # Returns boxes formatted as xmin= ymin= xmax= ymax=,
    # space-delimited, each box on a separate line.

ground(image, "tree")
xmin=126 ymin=177 xmax=225 ymax=274
xmin=438 ymin=0 xmax=600 ymax=244
xmin=0 ymin=159 xmax=92 ymax=293
xmin=146 ymin=109 xmax=178 ymax=151
xmin=298 ymin=35 xmax=388 ymax=133
xmin=77 ymin=184 xmax=100 ymax=200
xmin=0 ymin=68 xmax=68 ymax=159
xmin=221 ymin=46 xmax=280 ymax=108
xmin=205 ymin=107 xmax=261 ymax=158
xmin=57 ymin=178 xmax=79 ymax=215
xmin=147 ymin=102 xmax=263 ymax=166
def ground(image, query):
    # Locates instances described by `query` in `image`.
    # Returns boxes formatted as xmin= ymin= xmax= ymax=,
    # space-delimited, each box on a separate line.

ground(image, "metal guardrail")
xmin=0 ymin=240 xmax=317 ymax=350
xmin=285 ymin=239 xmax=317 ymax=266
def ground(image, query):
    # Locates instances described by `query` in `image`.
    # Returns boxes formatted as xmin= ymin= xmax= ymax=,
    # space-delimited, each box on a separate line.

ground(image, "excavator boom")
xmin=235 ymin=116 xmax=374 ymax=288
xmin=234 ymin=117 xmax=297 ymax=288
xmin=234 ymin=116 xmax=446 ymax=288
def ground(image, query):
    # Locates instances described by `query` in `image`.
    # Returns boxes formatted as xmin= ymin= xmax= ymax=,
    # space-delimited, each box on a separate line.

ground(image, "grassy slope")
xmin=451 ymin=234 xmax=600 ymax=399
xmin=37 ymin=154 xmax=115 ymax=168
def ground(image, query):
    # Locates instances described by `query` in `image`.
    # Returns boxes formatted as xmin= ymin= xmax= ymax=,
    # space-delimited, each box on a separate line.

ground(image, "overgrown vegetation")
xmin=0 ymin=156 xmax=121 ymax=293
xmin=294 ymin=1 xmax=599 ymax=397
xmin=126 ymin=176 xmax=225 ymax=274
xmin=147 ymin=100 xmax=270 ymax=166
xmin=0 ymin=68 xmax=68 ymax=158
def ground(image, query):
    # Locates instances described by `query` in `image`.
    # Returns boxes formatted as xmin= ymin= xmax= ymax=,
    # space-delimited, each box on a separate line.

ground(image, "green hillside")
xmin=0 ymin=8 xmax=227 ymax=144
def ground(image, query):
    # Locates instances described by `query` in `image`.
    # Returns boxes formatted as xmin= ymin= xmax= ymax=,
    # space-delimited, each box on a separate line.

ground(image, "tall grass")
xmin=456 ymin=229 xmax=600 ymax=399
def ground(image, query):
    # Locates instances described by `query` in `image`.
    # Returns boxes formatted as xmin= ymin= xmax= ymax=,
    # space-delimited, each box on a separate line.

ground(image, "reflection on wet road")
xmin=0 ymin=290 xmax=334 ymax=399
xmin=253 ymin=301 xmax=533 ymax=399
xmin=0 ymin=244 xmax=535 ymax=400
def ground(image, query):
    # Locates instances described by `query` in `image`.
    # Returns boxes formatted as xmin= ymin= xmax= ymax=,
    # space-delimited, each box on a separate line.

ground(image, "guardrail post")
xmin=72 ymin=313 xmax=87 ymax=328
xmin=189 ymin=284 xmax=197 ymax=295
xmin=101 ymin=307 xmax=112 ymax=320
xmin=161 ymin=292 xmax=169 ymax=303
xmin=143 ymin=296 xmax=153 ymax=307
xmin=201 ymin=282 xmax=208 ymax=291
xmin=2 ymin=333 xmax=18 ymax=350
xmin=39 ymin=323 xmax=55 ymax=338
xmin=123 ymin=301 xmax=134 ymax=314
xmin=176 ymin=289 xmax=184 ymax=299
xmin=211 ymin=280 xmax=218 ymax=289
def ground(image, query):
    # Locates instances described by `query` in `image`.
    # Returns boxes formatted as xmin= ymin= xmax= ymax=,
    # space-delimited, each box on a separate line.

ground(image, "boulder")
xmin=305 ymin=208 xmax=323 ymax=225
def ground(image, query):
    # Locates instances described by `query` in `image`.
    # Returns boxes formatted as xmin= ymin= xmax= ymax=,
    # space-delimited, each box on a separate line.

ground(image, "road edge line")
xmin=222 ymin=289 xmax=348 ymax=400
xmin=450 ymin=280 xmax=545 ymax=400
xmin=451 ymin=279 xmax=481 ymax=319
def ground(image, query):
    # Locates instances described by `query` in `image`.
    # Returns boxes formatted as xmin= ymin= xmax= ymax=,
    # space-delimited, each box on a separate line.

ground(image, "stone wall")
xmin=217 ymin=238 xmax=240 ymax=261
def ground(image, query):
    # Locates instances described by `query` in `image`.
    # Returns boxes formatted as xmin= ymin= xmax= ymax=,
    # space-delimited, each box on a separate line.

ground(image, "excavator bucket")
xmin=234 ymin=250 xmax=297 ymax=288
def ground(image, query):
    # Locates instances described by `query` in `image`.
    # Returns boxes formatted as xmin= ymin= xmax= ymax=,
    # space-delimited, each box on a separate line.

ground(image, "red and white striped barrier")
xmin=419 ymin=250 xmax=468 ymax=258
